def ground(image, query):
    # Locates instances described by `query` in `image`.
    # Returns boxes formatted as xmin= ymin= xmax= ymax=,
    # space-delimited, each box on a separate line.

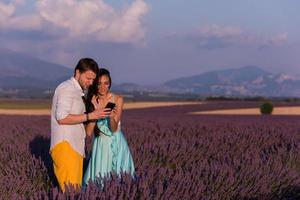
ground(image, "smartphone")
xmin=105 ymin=102 xmax=116 ymax=110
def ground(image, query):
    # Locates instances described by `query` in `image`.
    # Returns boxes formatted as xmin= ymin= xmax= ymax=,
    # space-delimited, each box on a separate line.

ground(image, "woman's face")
xmin=97 ymin=75 xmax=110 ymax=95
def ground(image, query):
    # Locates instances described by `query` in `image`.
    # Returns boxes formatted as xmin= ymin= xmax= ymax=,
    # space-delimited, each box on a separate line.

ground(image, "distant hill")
xmin=163 ymin=66 xmax=300 ymax=97
xmin=0 ymin=48 xmax=73 ymax=98
xmin=0 ymin=48 xmax=72 ymax=89
xmin=1 ymin=49 xmax=300 ymax=98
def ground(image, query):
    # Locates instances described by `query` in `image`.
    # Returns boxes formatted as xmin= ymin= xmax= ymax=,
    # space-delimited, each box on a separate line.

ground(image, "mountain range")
xmin=0 ymin=48 xmax=72 ymax=89
xmin=1 ymin=48 xmax=300 ymax=98
xmin=163 ymin=66 xmax=300 ymax=97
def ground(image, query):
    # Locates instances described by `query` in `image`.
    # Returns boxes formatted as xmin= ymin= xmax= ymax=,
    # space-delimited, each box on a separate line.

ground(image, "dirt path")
xmin=0 ymin=101 xmax=203 ymax=115
xmin=190 ymin=106 xmax=300 ymax=115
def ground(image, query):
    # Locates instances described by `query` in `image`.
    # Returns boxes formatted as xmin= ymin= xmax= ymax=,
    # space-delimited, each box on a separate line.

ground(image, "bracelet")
xmin=86 ymin=113 xmax=89 ymax=122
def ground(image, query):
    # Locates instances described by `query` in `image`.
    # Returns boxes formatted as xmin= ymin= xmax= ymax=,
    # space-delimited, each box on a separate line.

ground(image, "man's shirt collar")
xmin=70 ymin=77 xmax=85 ymax=96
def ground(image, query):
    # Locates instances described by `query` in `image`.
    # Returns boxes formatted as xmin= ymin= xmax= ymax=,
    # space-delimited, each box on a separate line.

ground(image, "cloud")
xmin=196 ymin=25 xmax=243 ymax=38
xmin=0 ymin=0 xmax=27 ymax=26
xmin=177 ymin=25 xmax=289 ymax=50
xmin=95 ymin=0 xmax=149 ymax=44
xmin=0 ymin=1 xmax=16 ymax=27
xmin=5 ymin=16 xmax=44 ymax=31
xmin=264 ymin=33 xmax=289 ymax=47
xmin=191 ymin=25 xmax=256 ymax=49
xmin=0 ymin=0 xmax=149 ymax=44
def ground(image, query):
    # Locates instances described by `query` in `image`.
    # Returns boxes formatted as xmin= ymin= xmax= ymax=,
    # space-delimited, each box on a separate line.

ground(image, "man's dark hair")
xmin=74 ymin=58 xmax=99 ymax=76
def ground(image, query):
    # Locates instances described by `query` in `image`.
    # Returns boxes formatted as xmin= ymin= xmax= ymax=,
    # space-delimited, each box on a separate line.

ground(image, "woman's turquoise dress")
xmin=83 ymin=116 xmax=135 ymax=186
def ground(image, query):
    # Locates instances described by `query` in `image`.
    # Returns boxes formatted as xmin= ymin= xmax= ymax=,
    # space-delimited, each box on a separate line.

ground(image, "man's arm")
xmin=55 ymin=86 xmax=79 ymax=123
xmin=54 ymin=86 xmax=111 ymax=125
xmin=57 ymin=114 xmax=87 ymax=125
xmin=58 ymin=109 xmax=112 ymax=125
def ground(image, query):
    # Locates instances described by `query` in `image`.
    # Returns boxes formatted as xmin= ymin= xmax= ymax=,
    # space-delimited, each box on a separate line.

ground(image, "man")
xmin=50 ymin=58 xmax=110 ymax=191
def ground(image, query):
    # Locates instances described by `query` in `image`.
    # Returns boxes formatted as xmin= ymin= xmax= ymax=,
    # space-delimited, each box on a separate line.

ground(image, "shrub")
xmin=260 ymin=101 xmax=274 ymax=114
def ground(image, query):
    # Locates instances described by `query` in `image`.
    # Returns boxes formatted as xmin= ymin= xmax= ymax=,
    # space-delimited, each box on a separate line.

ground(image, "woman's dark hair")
xmin=84 ymin=68 xmax=112 ymax=136
xmin=99 ymin=68 xmax=112 ymax=89
xmin=85 ymin=68 xmax=112 ymax=111
xmin=74 ymin=58 xmax=99 ymax=76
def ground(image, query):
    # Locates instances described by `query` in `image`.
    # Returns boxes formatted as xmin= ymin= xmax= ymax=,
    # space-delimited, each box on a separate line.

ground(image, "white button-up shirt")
xmin=50 ymin=77 xmax=86 ymax=156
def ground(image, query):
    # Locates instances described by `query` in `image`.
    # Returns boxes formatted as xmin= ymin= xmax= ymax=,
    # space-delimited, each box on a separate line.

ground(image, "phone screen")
xmin=105 ymin=102 xmax=116 ymax=110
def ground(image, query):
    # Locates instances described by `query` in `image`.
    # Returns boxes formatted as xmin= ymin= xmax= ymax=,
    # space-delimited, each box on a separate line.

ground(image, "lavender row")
xmin=0 ymin=106 xmax=299 ymax=199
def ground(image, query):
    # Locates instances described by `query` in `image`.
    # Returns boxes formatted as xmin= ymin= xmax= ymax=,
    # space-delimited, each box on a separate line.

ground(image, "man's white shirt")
xmin=50 ymin=77 xmax=86 ymax=156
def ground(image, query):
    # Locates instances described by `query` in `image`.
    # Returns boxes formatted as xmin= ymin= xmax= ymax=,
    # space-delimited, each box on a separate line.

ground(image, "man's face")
xmin=75 ymin=69 xmax=97 ymax=90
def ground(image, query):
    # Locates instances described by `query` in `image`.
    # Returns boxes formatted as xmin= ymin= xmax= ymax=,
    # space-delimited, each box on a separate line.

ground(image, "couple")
xmin=50 ymin=58 xmax=135 ymax=192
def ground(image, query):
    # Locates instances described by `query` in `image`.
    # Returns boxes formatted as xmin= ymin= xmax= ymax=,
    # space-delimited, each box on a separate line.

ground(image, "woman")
xmin=83 ymin=68 xmax=135 ymax=186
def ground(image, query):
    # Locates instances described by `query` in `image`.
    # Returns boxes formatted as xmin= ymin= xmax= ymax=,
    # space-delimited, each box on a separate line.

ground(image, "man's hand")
xmin=88 ymin=108 xmax=111 ymax=120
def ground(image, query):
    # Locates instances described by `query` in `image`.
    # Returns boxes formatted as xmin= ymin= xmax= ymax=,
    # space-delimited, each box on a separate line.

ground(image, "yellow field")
xmin=190 ymin=106 xmax=300 ymax=115
xmin=0 ymin=101 xmax=202 ymax=116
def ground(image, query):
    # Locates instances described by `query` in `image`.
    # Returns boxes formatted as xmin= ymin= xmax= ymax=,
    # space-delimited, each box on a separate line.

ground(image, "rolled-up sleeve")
xmin=55 ymin=88 xmax=74 ymax=121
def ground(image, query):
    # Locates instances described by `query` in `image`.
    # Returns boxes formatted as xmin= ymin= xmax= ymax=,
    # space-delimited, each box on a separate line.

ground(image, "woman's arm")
xmin=85 ymin=121 xmax=96 ymax=137
xmin=109 ymin=95 xmax=123 ymax=132
xmin=84 ymin=95 xmax=111 ymax=136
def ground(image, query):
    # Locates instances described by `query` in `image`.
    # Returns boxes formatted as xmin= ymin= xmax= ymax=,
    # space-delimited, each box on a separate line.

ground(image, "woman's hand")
xmin=109 ymin=105 xmax=117 ymax=118
xmin=91 ymin=95 xmax=99 ymax=109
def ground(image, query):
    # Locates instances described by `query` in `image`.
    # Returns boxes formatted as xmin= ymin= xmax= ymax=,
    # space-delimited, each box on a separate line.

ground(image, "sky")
xmin=0 ymin=0 xmax=299 ymax=85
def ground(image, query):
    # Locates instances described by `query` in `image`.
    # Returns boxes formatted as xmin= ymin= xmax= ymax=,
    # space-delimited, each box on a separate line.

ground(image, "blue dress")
xmin=83 ymin=117 xmax=135 ymax=186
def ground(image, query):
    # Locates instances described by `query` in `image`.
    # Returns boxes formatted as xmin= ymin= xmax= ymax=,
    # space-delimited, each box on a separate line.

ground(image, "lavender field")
xmin=0 ymin=102 xmax=300 ymax=199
